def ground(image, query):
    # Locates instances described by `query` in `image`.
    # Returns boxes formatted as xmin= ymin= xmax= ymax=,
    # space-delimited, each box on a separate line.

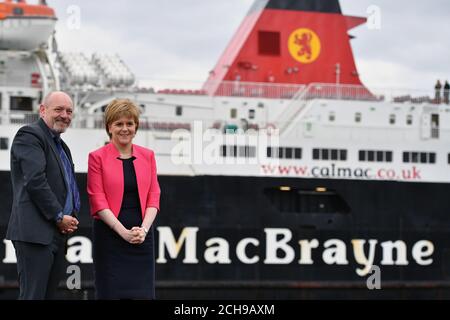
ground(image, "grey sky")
xmin=48 ymin=0 xmax=449 ymax=91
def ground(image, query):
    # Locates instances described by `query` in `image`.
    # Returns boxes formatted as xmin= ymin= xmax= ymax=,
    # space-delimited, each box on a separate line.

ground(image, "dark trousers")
xmin=13 ymin=233 xmax=66 ymax=300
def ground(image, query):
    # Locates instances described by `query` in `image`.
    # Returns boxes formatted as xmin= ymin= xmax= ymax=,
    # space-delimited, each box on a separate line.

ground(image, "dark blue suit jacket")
xmin=6 ymin=118 xmax=76 ymax=245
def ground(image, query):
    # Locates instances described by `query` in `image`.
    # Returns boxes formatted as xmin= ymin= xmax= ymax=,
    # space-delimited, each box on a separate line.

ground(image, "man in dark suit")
xmin=6 ymin=91 xmax=80 ymax=300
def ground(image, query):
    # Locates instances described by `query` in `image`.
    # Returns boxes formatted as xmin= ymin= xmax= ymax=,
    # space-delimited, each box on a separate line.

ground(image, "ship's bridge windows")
xmin=221 ymin=145 xmax=256 ymax=158
xmin=10 ymin=97 xmax=33 ymax=112
xmin=406 ymin=114 xmax=413 ymax=125
xmin=0 ymin=137 xmax=8 ymax=150
xmin=448 ymin=153 xmax=450 ymax=164
xmin=355 ymin=112 xmax=362 ymax=123
xmin=313 ymin=148 xmax=347 ymax=161
xmin=264 ymin=187 xmax=351 ymax=214
xmin=175 ymin=105 xmax=182 ymax=116
xmin=359 ymin=150 xmax=393 ymax=162
xmin=267 ymin=147 xmax=302 ymax=159
xmin=403 ymin=151 xmax=436 ymax=164
xmin=258 ymin=31 xmax=281 ymax=56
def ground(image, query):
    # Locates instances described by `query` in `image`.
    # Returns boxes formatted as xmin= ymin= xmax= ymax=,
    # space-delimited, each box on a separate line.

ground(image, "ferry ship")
xmin=0 ymin=0 xmax=449 ymax=299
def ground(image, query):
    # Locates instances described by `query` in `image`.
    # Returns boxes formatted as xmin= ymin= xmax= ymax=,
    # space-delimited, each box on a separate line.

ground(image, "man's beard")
xmin=53 ymin=120 xmax=70 ymax=133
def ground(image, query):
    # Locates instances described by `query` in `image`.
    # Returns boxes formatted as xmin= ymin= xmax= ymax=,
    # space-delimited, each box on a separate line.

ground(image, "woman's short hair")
xmin=104 ymin=99 xmax=140 ymax=138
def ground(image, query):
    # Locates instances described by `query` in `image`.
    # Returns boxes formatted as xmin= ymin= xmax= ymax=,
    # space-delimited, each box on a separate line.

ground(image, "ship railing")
xmin=300 ymin=83 xmax=437 ymax=104
xmin=207 ymin=81 xmax=306 ymax=99
xmin=70 ymin=115 xmax=276 ymax=135
xmin=1 ymin=112 xmax=40 ymax=126
xmin=135 ymin=79 xmax=306 ymax=99
xmin=136 ymin=78 xmax=436 ymax=103
xmin=301 ymin=83 xmax=378 ymax=101
xmin=0 ymin=111 xmax=259 ymax=133
xmin=70 ymin=114 xmax=205 ymax=132
xmin=273 ymin=83 xmax=438 ymax=134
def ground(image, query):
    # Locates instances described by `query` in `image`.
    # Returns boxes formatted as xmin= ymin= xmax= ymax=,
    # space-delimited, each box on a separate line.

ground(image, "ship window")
xmin=0 ymin=137 xmax=8 ymax=150
xmin=222 ymin=145 xmax=236 ymax=157
xmin=386 ymin=151 xmax=393 ymax=162
xmin=313 ymin=148 xmax=347 ymax=161
xmin=273 ymin=147 xmax=279 ymax=158
xmin=237 ymin=146 xmax=245 ymax=157
xmin=420 ymin=152 xmax=427 ymax=163
xmin=221 ymin=145 xmax=256 ymax=158
xmin=331 ymin=149 xmax=338 ymax=160
xmin=268 ymin=147 xmax=280 ymax=158
xmin=406 ymin=114 xmax=413 ymax=125
xmin=230 ymin=108 xmax=237 ymax=119
xmin=429 ymin=153 xmax=436 ymax=164
xmin=247 ymin=146 xmax=256 ymax=158
xmin=266 ymin=147 xmax=301 ymax=159
xmin=431 ymin=114 xmax=439 ymax=139
xmin=355 ymin=112 xmax=362 ymax=123
xmin=313 ymin=148 xmax=320 ymax=160
xmin=359 ymin=150 xmax=365 ymax=161
xmin=285 ymin=148 xmax=293 ymax=159
xmin=389 ymin=114 xmax=396 ymax=125
xmin=264 ymin=187 xmax=351 ymax=214
xmin=376 ymin=151 xmax=384 ymax=162
xmin=175 ymin=105 xmax=182 ymax=116
xmin=403 ymin=151 xmax=435 ymax=164
xmin=448 ymin=153 xmax=450 ymax=164
xmin=329 ymin=112 xmax=335 ymax=122
xmin=258 ymin=31 xmax=280 ymax=56
xmin=403 ymin=152 xmax=410 ymax=163
xmin=360 ymin=150 xmax=393 ymax=162
xmin=10 ymin=97 xmax=33 ymax=111
xmin=249 ymin=109 xmax=255 ymax=119
xmin=278 ymin=147 xmax=284 ymax=159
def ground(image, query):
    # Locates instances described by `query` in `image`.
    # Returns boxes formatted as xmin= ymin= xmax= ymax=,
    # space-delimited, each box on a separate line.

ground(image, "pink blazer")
xmin=87 ymin=142 xmax=160 ymax=219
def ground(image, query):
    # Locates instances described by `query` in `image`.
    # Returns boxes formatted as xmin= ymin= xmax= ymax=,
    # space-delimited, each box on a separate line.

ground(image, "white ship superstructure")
xmin=0 ymin=0 xmax=449 ymax=299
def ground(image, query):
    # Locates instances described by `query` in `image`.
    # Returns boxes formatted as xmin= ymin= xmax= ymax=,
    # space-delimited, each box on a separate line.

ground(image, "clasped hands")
xmin=122 ymin=226 xmax=147 ymax=244
xmin=57 ymin=215 xmax=79 ymax=234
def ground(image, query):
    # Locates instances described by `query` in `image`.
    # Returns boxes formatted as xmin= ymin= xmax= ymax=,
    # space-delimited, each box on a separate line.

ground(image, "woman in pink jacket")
xmin=87 ymin=99 xmax=160 ymax=299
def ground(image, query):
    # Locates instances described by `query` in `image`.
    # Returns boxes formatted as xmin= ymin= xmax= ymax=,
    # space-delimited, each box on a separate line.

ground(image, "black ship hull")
xmin=1 ymin=170 xmax=450 ymax=299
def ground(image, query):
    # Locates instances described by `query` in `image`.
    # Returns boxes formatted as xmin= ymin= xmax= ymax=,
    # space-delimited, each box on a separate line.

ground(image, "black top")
xmin=251 ymin=0 xmax=342 ymax=14
xmin=117 ymin=156 xmax=142 ymax=228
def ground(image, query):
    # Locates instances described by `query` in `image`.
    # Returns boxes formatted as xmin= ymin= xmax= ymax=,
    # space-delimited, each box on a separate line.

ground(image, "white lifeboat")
xmin=0 ymin=0 xmax=56 ymax=51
